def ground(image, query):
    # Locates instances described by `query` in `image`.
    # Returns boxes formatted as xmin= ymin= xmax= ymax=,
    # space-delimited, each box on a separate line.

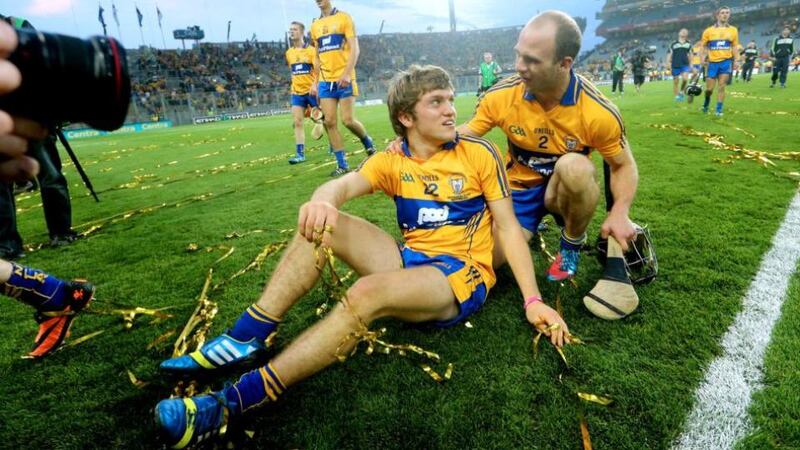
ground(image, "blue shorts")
xmin=400 ymin=247 xmax=488 ymax=328
xmin=672 ymin=66 xmax=691 ymax=77
xmin=692 ymin=64 xmax=703 ymax=72
xmin=291 ymin=94 xmax=318 ymax=109
xmin=318 ymin=80 xmax=359 ymax=99
xmin=707 ymin=60 xmax=732 ymax=79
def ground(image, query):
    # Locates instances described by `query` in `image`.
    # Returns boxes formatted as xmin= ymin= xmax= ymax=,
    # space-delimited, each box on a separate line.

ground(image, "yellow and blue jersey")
xmin=285 ymin=44 xmax=316 ymax=95
xmin=467 ymin=71 xmax=625 ymax=190
xmin=310 ymin=8 xmax=356 ymax=82
xmin=701 ymin=25 xmax=739 ymax=62
xmin=691 ymin=43 xmax=703 ymax=65
xmin=357 ymin=135 xmax=510 ymax=294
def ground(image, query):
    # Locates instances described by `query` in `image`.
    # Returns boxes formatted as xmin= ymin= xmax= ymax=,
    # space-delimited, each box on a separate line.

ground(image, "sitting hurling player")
xmin=154 ymin=64 xmax=570 ymax=449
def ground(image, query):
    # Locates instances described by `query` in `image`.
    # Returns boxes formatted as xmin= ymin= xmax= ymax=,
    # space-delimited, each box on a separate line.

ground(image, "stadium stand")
xmin=579 ymin=0 xmax=799 ymax=82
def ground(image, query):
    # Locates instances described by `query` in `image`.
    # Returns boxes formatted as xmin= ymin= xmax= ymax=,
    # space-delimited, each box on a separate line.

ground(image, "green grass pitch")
xmin=1 ymin=73 xmax=799 ymax=449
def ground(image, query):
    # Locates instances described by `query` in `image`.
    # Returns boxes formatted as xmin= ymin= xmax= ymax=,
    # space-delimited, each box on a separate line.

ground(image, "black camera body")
xmin=0 ymin=29 xmax=131 ymax=131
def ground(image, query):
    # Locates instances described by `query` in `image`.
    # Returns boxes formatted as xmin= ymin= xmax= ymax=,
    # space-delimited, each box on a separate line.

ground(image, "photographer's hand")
xmin=0 ymin=21 xmax=43 ymax=181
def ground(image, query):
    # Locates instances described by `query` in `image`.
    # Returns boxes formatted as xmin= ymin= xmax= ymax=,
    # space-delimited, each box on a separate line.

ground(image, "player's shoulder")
xmin=335 ymin=9 xmax=353 ymax=21
xmin=457 ymin=135 xmax=503 ymax=163
xmin=576 ymin=74 xmax=624 ymax=131
xmin=479 ymin=74 xmax=524 ymax=101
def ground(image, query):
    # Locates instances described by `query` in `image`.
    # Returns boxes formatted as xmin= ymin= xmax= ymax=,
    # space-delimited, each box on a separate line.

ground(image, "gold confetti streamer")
xmin=651 ymin=124 xmax=800 ymax=183
xmin=127 ymin=370 xmax=150 ymax=389
xmin=579 ymin=411 xmax=593 ymax=450
xmin=172 ymin=269 xmax=217 ymax=358
xmin=313 ymin=242 xmax=452 ymax=383
xmin=62 ymin=329 xmax=106 ymax=348
xmin=225 ymin=229 xmax=265 ymax=239
xmin=577 ymin=392 xmax=614 ymax=406
xmin=147 ymin=329 xmax=177 ymax=350
xmin=213 ymin=246 xmax=235 ymax=265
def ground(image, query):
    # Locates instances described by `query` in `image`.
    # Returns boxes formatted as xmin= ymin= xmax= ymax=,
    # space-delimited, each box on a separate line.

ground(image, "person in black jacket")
xmin=770 ymin=27 xmax=795 ymax=88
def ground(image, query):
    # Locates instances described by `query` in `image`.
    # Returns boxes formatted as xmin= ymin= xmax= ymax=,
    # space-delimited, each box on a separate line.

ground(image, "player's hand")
xmin=384 ymin=136 xmax=403 ymax=155
xmin=600 ymin=211 xmax=636 ymax=252
xmin=0 ymin=22 xmax=43 ymax=182
xmin=297 ymin=200 xmax=339 ymax=246
xmin=526 ymin=302 xmax=570 ymax=347
xmin=336 ymin=74 xmax=351 ymax=89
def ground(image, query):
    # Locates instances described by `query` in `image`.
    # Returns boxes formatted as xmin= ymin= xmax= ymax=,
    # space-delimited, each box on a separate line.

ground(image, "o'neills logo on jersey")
xmin=565 ymin=136 xmax=579 ymax=151
xmin=418 ymin=206 xmax=449 ymax=225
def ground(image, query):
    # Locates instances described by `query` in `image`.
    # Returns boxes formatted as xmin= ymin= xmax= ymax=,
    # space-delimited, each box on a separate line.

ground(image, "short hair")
xmin=290 ymin=21 xmax=305 ymax=31
xmin=387 ymin=65 xmax=453 ymax=137
xmin=533 ymin=11 xmax=582 ymax=62
xmin=716 ymin=6 xmax=730 ymax=14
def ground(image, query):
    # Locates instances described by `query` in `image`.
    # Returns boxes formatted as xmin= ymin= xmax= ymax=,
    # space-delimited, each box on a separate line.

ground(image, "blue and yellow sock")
xmin=360 ymin=135 xmax=374 ymax=150
xmin=560 ymin=229 xmax=586 ymax=251
xmin=334 ymin=150 xmax=348 ymax=169
xmin=223 ymin=362 xmax=286 ymax=415
xmin=1 ymin=263 xmax=67 ymax=311
xmin=228 ymin=304 xmax=280 ymax=342
xmin=716 ymin=102 xmax=723 ymax=114
xmin=296 ymin=144 xmax=305 ymax=158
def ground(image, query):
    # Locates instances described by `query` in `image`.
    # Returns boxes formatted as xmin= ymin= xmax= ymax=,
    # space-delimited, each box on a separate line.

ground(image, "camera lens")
xmin=0 ymin=29 xmax=131 ymax=131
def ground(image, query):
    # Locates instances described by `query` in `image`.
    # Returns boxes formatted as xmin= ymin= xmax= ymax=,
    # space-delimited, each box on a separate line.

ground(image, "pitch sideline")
xmin=673 ymin=190 xmax=800 ymax=449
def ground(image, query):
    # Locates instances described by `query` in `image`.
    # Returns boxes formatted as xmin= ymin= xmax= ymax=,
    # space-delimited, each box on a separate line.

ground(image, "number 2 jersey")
xmin=357 ymin=135 xmax=510 ymax=290
xmin=466 ymin=71 xmax=625 ymax=190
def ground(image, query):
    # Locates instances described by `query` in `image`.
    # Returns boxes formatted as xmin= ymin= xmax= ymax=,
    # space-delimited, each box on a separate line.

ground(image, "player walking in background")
xmin=478 ymin=52 xmax=502 ymax=95
xmin=700 ymin=6 xmax=739 ymax=116
xmin=310 ymin=0 xmax=375 ymax=177
xmin=770 ymin=27 xmax=794 ymax=88
xmin=610 ymin=49 xmax=625 ymax=95
xmin=667 ymin=29 xmax=692 ymax=101
xmin=740 ymin=41 xmax=758 ymax=82
xmin=631 ymin=47 xmax=649 ymax=93
xmin=286 ymin=21 xmax=319 ymax=165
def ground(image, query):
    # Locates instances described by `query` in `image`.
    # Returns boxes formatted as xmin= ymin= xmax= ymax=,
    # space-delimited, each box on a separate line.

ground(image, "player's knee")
xmin=341 ymin=116 xmax=357 ymax=130
xmin=345 ymin=277 xmax=384 ymax=322
xmin=293 ymin=117 xmax=304 ymax=128
xmin=554 ymin=153 xmax=595 ymax=191
xmin=322 ymin=115 xmax=338 ymax=130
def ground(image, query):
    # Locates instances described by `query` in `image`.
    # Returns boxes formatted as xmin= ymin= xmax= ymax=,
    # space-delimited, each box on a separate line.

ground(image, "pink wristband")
xmin=524 ymin=295 xmax=543 ymax=310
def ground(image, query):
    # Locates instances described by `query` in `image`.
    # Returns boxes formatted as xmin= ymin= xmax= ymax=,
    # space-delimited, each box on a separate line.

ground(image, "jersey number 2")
xmin=538 ymin=136 xmax=549 ymax=149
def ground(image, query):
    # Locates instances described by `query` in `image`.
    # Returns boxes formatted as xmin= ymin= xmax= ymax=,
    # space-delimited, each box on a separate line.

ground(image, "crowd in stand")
xmin=127 ymin=27 xmax=520 ymax=122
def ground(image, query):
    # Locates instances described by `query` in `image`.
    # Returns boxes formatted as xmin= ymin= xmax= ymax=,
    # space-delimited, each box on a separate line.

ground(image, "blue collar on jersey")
xmin=401 ymin=134 xmax=459 ymax=157
xmin=523 ymin=69 xmax=581 ymax=106
xmin=320 ymin=7 xmax=338 ymax=18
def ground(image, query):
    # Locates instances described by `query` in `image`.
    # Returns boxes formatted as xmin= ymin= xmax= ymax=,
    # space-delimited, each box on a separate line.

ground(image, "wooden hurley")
xmin=583 ymin=236 xmax=639 ymax=320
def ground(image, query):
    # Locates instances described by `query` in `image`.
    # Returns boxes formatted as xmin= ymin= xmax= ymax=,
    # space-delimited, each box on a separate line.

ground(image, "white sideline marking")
xmin=673 ymin=190 xmax=800 ymax=449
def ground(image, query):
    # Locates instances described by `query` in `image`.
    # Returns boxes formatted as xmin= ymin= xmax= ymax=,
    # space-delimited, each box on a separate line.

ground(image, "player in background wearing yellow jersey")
xmin=700 ymin=6 xmax=739 ymax=116
xmin=286 ymin=21 xmax=319 ymax=165
xmin=310 ymin=0 xmax=375 ymax=177
xmin=154 ymin=65 xmax=568 ymax=448
xmin=462 ymin=11 xmax=638 ymax=282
